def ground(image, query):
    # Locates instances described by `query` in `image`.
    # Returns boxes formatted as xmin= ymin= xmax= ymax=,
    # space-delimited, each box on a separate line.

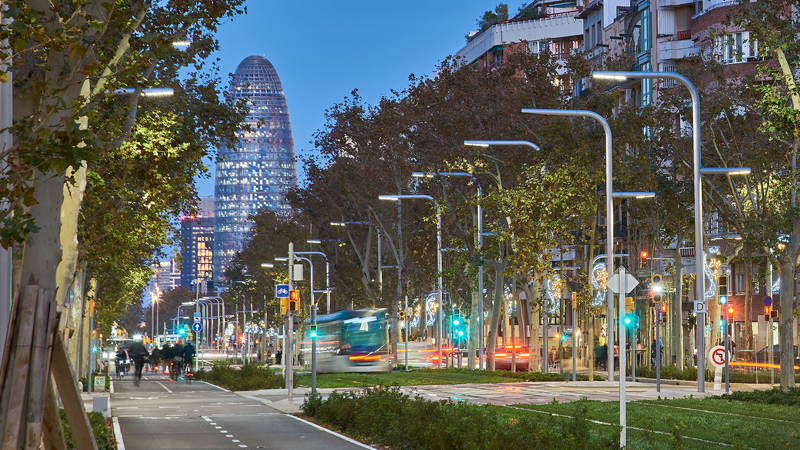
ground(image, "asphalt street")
xmin=112 ymin=372 xmax=368 ymax=450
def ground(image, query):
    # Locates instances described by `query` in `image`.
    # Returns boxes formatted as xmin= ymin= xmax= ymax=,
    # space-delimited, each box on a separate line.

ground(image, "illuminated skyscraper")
xmin=213 ymin=56 xmax=296 ymax=281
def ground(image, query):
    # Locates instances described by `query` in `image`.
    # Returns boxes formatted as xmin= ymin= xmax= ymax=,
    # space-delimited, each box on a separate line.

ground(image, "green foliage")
xmin=630 ymin=365 xmax=800 ymax=384
xmin=476 ymin=4 xmax=509 ymax=31
xmin=717 ymin=387 xmax=800 ymax=406
xmin=302 ymin=386 xmax=619 ymax=449
xmin=59 ymin=409 xmax=116 ymax=450
xmin=193 ymin=361 xmax=290 ymax=391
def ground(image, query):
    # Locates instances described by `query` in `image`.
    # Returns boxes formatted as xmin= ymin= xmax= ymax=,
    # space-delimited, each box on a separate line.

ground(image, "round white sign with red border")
xmin=708 ymin=345 xmax=728 ymax=367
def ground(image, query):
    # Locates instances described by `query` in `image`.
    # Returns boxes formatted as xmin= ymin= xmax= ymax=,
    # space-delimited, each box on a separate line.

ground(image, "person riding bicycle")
xmin=183 ymin=340 xmax=196 ymax=377
xmin=171 ymin=340 xmax=185 ymax=381
xmin=128 ymin=335 xmax=150 ymax=381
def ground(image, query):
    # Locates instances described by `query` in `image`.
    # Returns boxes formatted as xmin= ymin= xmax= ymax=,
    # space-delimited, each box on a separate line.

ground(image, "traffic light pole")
xmin=620 ymin=267 xmax=628 ymax=447
xmin=287 ymin=242 xmax=294 ymax=402
xmin=724 ymin=308 xmax=729 ymax=393
xmin=656 ymin=308 xmax=661 ymax=393
xmin=572 ymin=292 xmax=576 ymax=382
xmin=405 ymin=295 xmax=409 ymax=370
xmin=311 ymin=304 xmax=317 ymax=396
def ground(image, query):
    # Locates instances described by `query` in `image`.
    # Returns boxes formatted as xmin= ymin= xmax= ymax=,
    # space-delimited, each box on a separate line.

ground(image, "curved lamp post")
xmin=379 ymin=194 xmax=443 ymax=367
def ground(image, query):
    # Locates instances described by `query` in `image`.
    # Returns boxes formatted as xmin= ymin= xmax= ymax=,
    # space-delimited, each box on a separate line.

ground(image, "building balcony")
xmin=658 ymin=34 xmax=697 ymax=61
xmin=658 ymin=0 xmax=694 ymax=7
xmin=455 ymin=13 xmax=583 ymax=66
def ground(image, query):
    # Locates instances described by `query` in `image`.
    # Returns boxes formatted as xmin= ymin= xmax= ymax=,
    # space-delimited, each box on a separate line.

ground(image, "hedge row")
xmin=301 ymin=386 xmax=619 ymax=450
xmin=193 ymin=361 xmax=289 ymax=391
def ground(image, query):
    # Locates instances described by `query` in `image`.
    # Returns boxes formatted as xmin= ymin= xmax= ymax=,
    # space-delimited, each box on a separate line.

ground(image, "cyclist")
xmin=183 ymin=340 xmax=196 ymax=379
xmin=171 ymin=339 xmax=184 ymax=381
xmin=128 ymin=335 xmax=150 ymax=381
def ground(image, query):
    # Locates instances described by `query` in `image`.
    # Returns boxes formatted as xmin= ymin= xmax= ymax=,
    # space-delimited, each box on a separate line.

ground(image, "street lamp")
xmin=593 ymin=70 xmax=752 ymax=393
xmin=379 ymin=194 xmax=443 ymax=368
xmin=413 ymin=170 xmax=485 ymax=369
xmin=261 ymin=263 xmax=274 ymax=268
xmin=461 ymin=140 xmax=542 ymax=369
xmin=296 ymin=249 xmax=332 ymax=314
xmin=521 ymin=108 xmax=617 ymax=382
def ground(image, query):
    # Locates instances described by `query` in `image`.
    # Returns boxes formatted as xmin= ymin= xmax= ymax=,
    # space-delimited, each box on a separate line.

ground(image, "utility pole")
xmin=286 ymin=242 xmax=294 ymax=402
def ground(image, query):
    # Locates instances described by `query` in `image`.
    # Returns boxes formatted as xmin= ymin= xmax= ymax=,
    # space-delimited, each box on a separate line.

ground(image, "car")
xmin=755 ymin=344 xmax=800 ymax=367
xmin=493 ymin=345 xmax=532 ymax=371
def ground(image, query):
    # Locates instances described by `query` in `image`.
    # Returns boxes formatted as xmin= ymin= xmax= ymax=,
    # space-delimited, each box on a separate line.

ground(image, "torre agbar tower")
xmin=213 ymin=56 xmax=296 ymax=282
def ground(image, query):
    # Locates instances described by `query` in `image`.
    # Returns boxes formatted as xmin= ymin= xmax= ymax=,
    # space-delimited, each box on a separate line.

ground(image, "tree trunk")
xmin=487 ymin=263 xmax=505 ymax=371
xmin=672 ymin=248 xmax=684 ymax=369
xmin=468 ymin=271 xmax=478 ymax=370
xmin=744 ymin=259 xmax=753 ymax=358
xmin=777 ymin=258 xmax=796 ymax=389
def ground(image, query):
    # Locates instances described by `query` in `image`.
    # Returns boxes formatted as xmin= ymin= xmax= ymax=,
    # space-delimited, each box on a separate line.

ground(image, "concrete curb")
xmin=112 ymin=417 xmax=126 ymax=450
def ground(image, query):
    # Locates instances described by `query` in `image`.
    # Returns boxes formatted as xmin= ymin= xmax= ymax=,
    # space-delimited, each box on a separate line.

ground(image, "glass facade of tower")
xmin=213 ymin=56 xmax=296 ymax=282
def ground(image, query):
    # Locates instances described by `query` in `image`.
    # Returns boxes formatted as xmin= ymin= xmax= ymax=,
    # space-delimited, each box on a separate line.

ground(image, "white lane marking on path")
xmin=288 ymin=415 xmax=375 ymax=450
xmin=202 ymin=416 xmax=212 ymax=422
xmin=239 ymin=445 xmax=247 ymax=448
xmin=110 ymin=380 xmax=115 ymax=394
xmin=226 ymin=435 xmax=234 ymax=437
xmin=116 ymin=407 xmax=139 ymax=409
xmin=112 ymin=417 xmax=126 ymax=450
xmin=232 ymin=439 xmax=240 ymax=442
xmin=159 ymin=406 xmax=180 ymax=409
xmin=156 ymin=382 xmax=172 ymax=393
xmin=117 ymin=415 xmax=143 ymax=418
xmin=201 ymin=381 xmax=229 ymax=392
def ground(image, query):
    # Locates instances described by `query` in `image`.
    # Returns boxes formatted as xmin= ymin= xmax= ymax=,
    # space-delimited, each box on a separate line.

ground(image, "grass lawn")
xmin=512 ymin=398 xmax=800 ymax=449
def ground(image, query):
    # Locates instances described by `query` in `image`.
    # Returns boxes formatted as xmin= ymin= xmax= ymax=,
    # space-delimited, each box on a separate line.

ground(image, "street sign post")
xmin=193 ymin=312 xmax=201 ymax=323
xmin=191 ymin=322 xmax=202 ymax=333
xmin=606 ymin=271 xmax=639 ymax=294
xmin=693 ymin=300 xmax=706 ymax=314
xmin=276 ymin=284 xmax=290 ymax=298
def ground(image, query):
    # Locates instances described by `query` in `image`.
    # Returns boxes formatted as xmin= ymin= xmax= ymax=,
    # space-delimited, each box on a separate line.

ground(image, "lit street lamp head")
xmin=611 ymin=192 xmax=656 ymax=199
xmin=307 ymin=239 xmax=322 ymax=244
xmin=700 ymin=167 xmax=751 ymax=176
xmin=260 ymin=263 xmax=274 ymax=268
xmin=463 ymin=140 xmax=541 ymax=151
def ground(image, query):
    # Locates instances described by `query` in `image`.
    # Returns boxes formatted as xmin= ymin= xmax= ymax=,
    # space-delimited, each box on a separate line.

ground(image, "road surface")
xmin=112 ymin=371 xmax=367 ymax=450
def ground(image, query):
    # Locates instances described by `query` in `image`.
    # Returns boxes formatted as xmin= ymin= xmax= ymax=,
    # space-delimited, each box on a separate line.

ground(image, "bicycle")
xmin=115 ymin=358 xmax=128 ymax=380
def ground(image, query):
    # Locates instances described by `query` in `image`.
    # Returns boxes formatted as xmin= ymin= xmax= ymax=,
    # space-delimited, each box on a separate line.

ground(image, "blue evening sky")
xmin=195 ymin=0 xmax=512 ymax=197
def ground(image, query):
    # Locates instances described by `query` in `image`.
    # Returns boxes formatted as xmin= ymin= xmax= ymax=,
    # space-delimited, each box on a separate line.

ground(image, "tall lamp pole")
xmin=463 ymin=140 xmax=541 ymax=369
xmin=379 ymin=194 xmax=442 ymax=367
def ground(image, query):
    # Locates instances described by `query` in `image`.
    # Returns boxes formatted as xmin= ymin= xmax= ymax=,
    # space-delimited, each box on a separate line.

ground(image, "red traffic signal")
xmin=727 ymin=306 xmax=734 ymax=315
xmin=289 ymin=290 xmax=300 ymax=301
xmin=661 ymin=304 xmax=668 ymax=313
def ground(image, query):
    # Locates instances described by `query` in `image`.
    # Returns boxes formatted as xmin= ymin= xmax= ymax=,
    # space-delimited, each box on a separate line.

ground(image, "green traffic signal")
xmin=623 ymin=315 xmax=632 ymax=326
xmin=719 ymin=295 xmax=728 ymax=305
xmin=453 ymin=318 xmax=460 ymax=326
xmin=310 ymin=325 xmax=318 ymax=339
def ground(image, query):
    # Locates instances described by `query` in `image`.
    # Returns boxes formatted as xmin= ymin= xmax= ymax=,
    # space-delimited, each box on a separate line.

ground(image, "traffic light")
xmin=178 ymin=328 xmax=186 ymax=335
xmin=399 ymin=309 xmax=406 ymax=321
xmin=651 ymin=274 xmax=663 ymax=303
xmin=560 ymin=333 xmax=568 ymax=342
xmin=660 ymin=303 xmax=668 ymax=314
xmin=719 ymin=318 xmax=724 ymax=332
xmin=718 ymin=275 xmax=728 ymax=305
xmin=281 ymin=297 xmax=289 ymax=316
xmin=625 ymin=296 xmax=634 ymax=314
xmin=727 ymin=306 xmax=734 ymax=316
xmin=623 ymin=314 xmax=633 ymax=327
xmin=92 ymin=330 xmax=96 ymax=340
xmin=310 ymin=325 xmax=318 ymax=339
xmin=640 ymin=250 xmax=648 ymax=268
xmin=764 ymin=305 xmax=771 ymax=321
xmin=289 ymin=290 xmax=300 ymax=313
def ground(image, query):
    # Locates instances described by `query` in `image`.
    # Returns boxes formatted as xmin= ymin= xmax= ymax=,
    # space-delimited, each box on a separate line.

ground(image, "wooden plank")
xmin=24 ymin=289 xmax=53 ymax=449
xmin=41 ymin=376 xmax=68 ymax=450
xmin=52 ymin=333 xmax=98 ymax=450
xmin=2 ymin=285 xmax=39 ymax=450
xmin=0 ymin=288 xmax=20 ymax=403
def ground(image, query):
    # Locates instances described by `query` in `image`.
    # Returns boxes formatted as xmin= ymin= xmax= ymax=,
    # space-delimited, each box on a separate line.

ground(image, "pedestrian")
xmin=171 ymin=339 xmax=185 ymax=381
xmin=128 ymin=336 xmax=150 ymax=381
xmin=151 ymin=344 xmax=161 ymax=372
xmin=276 ymin=348 xmax=282 ymax=365
xmin=161 ymin=341 xmax=173 ymax=375
xmin=183 ymin=340 xmax=196 ymax=376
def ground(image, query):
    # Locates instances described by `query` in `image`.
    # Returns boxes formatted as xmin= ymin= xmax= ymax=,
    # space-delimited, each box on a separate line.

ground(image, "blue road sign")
xmin=276 ymin=284 xmax=290 ymax=298
xmin=191 ymin=322 xmax=202 ymax=332
xmin=764 ymin=295 xmax=772 ymax=307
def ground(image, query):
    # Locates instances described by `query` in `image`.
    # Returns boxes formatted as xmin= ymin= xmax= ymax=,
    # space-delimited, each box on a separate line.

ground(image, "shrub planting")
xmin=193 ymin=361 xmax=289 ymax=391
xmin=716 ymin=387 xmax=800 ymax=406
xmin=302 ymin=385 xmax=619 ymax=450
